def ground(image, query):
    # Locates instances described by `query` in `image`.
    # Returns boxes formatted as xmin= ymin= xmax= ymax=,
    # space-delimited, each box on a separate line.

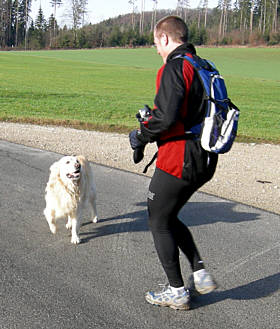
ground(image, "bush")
xmin=268 ymin=32 xmax=280 ymax=46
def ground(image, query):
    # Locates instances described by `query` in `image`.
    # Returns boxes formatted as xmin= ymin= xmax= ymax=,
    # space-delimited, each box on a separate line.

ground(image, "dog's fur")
xmin=44 ymin=155 xmax=98 ymax=244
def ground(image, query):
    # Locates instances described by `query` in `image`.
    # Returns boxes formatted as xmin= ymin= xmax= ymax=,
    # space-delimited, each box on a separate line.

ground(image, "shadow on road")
xmin=191 ymin=272 xmax=280 ymax=309
xmin=80 ymin=200 xmax=260 ymax=243
xmin=180 ymin=201 xmax=261 ymax=226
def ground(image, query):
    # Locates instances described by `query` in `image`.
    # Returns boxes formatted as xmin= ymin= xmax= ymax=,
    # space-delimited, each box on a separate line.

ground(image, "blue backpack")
xmin=182 ymin=55 xmax=240 ymax=154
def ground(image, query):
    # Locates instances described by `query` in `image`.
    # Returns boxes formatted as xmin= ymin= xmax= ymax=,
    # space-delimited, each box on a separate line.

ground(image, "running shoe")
xmin=145 ymin=284 xmax=190 ymax=310
xmin=193 ymin=269 xmax=217 ymax=294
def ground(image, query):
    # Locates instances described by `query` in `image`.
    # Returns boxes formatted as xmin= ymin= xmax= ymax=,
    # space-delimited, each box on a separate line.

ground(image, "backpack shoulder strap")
xmin=181 ymin=54 xmax=219 ymax=73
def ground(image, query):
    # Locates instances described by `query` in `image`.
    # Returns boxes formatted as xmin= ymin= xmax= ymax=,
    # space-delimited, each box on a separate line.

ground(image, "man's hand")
xmin=129 ymin=129 xmax=144 ymax=150
xmin=129 ymin=129 xmax=146 ymax=164
xmin=133 ymin=147 xmax=145 ymax=164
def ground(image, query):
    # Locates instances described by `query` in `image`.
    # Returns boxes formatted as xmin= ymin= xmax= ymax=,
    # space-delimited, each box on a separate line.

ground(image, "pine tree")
xmin=35 ymin=6 xmax=46 ymax=47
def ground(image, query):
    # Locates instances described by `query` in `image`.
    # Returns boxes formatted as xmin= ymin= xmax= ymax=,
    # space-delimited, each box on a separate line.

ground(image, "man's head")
xmin=154 ymin=16 xmax=188 ymax=63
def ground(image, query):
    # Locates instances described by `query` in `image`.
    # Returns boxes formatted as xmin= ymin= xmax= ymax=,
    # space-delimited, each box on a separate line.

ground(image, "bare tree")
xmin=50 ymin=0 xmax=63 ymax=46
xmin=24 ymin=0 xmax=32 ymax=50
xmin=263 ymin=0 xmax=267 ymax=33
xmin=150 ymin=0 xmax=157 ymax=31
xmin=0 ymin=0 xmax=5 ymax=47
xmin=250 ymin=0 xmax=255 ymax=33
xmin=128 ymin=0 xmax=136 ymax=30
xmin=139 ymin=0 xmax=145 ymax=33
xmin=182 ymin=0 xmax=190 ymax=22
xmin=219 ymin=0 xmax=230 ymax=39
xmin=197 ymin=0 xmax=202 ymax=29
xmin=272 ymin=0 xmax=278 ymax=32
xmin=66 ymin=0 xmax=87 ymax=44
xmin=176 ymin=0 xmax=185 ymax=17
xmin=80 ymin=0 xmax=88 ymax=26
xmin=15 ymin=0 xmax=20 ymax=46
xmin=203 ymin=0 xmax=208 ymax=27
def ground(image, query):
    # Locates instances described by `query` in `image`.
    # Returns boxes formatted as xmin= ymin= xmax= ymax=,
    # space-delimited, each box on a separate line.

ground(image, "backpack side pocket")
xmin=182 ymin=139 xmax=218 ymax=188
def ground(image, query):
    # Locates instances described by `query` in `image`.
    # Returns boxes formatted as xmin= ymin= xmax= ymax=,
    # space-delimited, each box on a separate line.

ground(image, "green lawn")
xmin=0 ymin=47 xmax=279 ymax=143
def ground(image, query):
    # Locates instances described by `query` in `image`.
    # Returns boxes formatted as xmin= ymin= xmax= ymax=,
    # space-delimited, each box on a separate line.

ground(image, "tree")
xmin=0 ymin=0 xmax=14 ymax=47
xmin=12 ymin=0 xmax=32 ymax=49
xmin=50 ymin=0 xmax=63 ymax=46
xmin=250 ymin=0 xmax=256 ymax=32
xmin=67 ymin=0 xmax=88 ymax=46
xmin=218 ymin=0 xmax=231 ymax=40
xmin=79 ymin=0 xmax=88 ymax=26
xmin=203 ymin=0 xmax=208 ymax=27
xmin=128 ymin=0 xmax=136 ymax=30
xmin=23 ymin=0 xmax=32 ymax=49
xmin=272 ymin=0 xmax=278 ymax=32
xmin=183 ymin=0 xmax=190 ymax=22
xmin=35 ymin=6 xmax=46 ymax=47
xmin=176 ymin=0 xmax=184 ymax=17
xmin=139 ymin=0 xmax=145 ymax=33
xmin=150 ymin=0 xmax=157 ymax=31
xmin=197 ymin=0 xmax=202 ymax=29
xmin=48 ymin=14 xmax=58 ymax=47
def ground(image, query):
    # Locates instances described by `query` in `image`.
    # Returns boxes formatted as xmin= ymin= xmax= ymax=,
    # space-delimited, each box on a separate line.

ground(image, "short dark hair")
xmin=155 ymin=16 xmax=188 ymax=43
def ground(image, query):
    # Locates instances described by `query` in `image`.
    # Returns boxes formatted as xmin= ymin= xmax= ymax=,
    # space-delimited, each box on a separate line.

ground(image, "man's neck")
xmin=163 ymin=42 xmax=184 ymax=63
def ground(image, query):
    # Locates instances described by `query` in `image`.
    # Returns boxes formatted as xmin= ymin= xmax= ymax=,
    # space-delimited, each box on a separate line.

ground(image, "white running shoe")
xmin=193 ymin=269 xmax=217 ymax=294
xmin=145 ymin=284 xmax=190 ymax=310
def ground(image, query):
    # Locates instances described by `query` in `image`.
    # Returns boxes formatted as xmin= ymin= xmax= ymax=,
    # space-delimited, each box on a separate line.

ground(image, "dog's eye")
xmin=66 ymin=161 xmax=70 ymax=164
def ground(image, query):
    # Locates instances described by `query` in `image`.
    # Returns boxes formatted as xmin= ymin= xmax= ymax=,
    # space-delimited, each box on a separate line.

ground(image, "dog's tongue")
xmin=67 ymin=172 xmax=80 ymax=179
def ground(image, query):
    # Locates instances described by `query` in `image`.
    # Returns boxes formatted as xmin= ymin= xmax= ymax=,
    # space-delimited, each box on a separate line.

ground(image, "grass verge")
xmin=0 ymin=47 xmax=279 ymax=144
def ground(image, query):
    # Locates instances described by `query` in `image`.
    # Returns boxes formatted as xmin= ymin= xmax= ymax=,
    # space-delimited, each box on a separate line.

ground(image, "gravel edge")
xmin=0 ymin=122 xmax=279 ymax=214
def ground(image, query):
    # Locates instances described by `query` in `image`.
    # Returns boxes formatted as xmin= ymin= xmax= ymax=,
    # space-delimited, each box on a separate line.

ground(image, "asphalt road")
xmin=0 ymin=140 xmax=279 ymax=329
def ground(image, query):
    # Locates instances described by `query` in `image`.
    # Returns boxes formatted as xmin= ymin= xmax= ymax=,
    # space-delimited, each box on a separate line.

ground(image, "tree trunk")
xmin=139 ymin=0 xmax=145 ymax=33
xmin=15 ymin=0 xmax=19 ymax=46
xmin=272 ymin=0 xmax=278 ymax=32
xmin=263 ymin=0 xmax=267 ymax=34
xmin=25 ymin=0 xmax=28 ymax=50
xmin=219 ymin=2 xmax=224 ymax=37
xmin=204 ymin=0 xmax=208 ymax=28
xmin=250 ymin=0 xmax=254 ymax=33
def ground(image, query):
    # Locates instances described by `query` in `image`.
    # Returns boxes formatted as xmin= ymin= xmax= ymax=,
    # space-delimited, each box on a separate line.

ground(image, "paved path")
xmin=0 ymin=141 xmax=279 ymax=329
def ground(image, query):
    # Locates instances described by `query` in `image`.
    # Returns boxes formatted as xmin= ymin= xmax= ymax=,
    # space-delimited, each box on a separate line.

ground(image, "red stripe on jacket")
xmin=156 ymin=59 xmax=195 ymax=178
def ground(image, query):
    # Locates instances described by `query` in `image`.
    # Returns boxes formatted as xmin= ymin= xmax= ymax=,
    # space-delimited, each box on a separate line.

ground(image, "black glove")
xmin=133 ymin=147 xmax=145 ymax=164
xmin=129 ymin=129 xmax=146 ymax=164
xmin=129 ymin=129 xmax=144 ymax=150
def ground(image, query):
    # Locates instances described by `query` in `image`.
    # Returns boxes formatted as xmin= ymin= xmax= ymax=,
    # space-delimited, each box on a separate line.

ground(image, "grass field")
xmin=0 ymin=47 xmax=279 ymax=143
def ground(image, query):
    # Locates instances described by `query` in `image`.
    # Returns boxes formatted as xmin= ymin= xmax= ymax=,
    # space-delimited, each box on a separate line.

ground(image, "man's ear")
xmin=161 ymin=33 xmax=168 ymax=46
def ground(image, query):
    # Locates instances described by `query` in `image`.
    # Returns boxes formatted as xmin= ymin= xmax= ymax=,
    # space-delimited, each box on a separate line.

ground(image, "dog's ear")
xmin=49 ymin=161 xmax=60 ymax=180
xmin=76 ymin=155 xmax=86 ymax=167
xmin=76 ymin=156 xmax=90 ymax=183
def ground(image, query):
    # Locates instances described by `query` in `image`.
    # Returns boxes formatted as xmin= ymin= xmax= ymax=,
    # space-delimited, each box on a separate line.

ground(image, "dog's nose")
xmin=74 ymin=162 xmax=81 ymax=169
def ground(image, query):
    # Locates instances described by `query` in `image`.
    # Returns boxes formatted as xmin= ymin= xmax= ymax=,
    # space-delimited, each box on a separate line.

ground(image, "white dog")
xmin=44 ymin=155 xmax=98 ymax=244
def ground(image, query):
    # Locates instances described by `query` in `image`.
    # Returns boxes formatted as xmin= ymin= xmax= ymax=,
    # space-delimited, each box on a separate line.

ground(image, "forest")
xmin=0 ymin=0 xmax=279 ymax=49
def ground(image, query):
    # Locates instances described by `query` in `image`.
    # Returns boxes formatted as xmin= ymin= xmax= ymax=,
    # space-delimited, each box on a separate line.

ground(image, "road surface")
xmin=0 ymin=141 xmax=279 ymax=329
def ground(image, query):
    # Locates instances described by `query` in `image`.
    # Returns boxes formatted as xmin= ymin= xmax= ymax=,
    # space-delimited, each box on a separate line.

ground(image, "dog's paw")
xmin=71 ymin=236 xmax=81 ymax=244
xmin=92 ymin=216 xmax=98 ymax=223
xmin=66 ymin=222 xmax=72 ymax=230
xmin=49 ymin=223 xmax=57 ymax=234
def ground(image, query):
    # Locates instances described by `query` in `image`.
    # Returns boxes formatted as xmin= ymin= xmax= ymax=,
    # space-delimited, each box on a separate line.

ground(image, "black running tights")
xmin=147 ymin=168 xmax=204 ymax=288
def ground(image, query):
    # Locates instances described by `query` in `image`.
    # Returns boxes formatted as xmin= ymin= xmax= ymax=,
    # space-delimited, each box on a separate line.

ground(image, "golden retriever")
xmin=44 ymin=155 xmax=98 ymax=244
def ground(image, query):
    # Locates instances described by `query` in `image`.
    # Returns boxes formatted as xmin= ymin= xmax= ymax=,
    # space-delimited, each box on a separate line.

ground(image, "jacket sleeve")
xmin=137 ymin=59 xmax=186 ymax=144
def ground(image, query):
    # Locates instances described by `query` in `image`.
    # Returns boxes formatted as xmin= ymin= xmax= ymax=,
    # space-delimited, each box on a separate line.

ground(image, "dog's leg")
xmin=44 ymin=208 xmax=57 ymax=234
xmin=70 ymin=213 xmax=81 ymax=244
xmin=66 ymin=216 xmax=72 ymax=230
xmin=90 ymin=194 xmax=98 ymax=223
